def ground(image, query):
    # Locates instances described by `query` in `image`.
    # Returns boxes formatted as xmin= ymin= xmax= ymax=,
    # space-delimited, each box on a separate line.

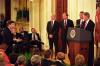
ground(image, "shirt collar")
xmin=56 ymin=59 xmax=62 ymax=63
xmin=84 ymin=19 xmax=90 ymax=28
xmin=53 ymin=20 xmax=55 ymax=24
xmin=85 ymin=19 xmax=90 ymax=24
xmin=64 ymin=19 xmax=67 ymax=22
xmin=80 ymin=19 xmax=84 ymax=22
xmin=51 ymin=20 xmax=55 ymax=24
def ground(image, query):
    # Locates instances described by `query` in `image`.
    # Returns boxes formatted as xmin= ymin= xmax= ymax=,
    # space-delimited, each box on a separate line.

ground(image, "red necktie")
xmin=81 ymin=21 xmax=86 ymax=29
xmin=51 ymin=21 xmax=53 ymax=28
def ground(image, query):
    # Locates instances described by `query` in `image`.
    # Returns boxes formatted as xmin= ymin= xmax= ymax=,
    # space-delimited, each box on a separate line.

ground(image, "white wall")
xmin=0 ymin=0 xmax=5 ymax=14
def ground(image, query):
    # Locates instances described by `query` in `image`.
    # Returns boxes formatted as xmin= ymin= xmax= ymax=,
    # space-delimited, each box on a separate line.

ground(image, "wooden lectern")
xmin=67 ymin=28 xmax=91 ymax=65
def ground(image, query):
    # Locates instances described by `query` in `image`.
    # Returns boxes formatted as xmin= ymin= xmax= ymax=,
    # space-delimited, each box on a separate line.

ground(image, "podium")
xmin=67 ymin=28 xmax=91 ymax=65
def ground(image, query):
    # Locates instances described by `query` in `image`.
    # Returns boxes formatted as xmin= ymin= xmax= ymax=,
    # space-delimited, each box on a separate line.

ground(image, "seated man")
xmin=17 ymin=27 xmax=30 ymax=53
xmin=29 ymin=28 xmax=42 ymax=51
xmin=18 ymin=27 xmax=29 ymax=41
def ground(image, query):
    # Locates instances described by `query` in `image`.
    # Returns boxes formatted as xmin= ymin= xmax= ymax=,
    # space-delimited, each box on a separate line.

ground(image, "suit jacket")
xmin=29 ymin=33 xmax=41 ymax=41
xmin=46 ymin=20 xmax=59 ymax=39
xmin=2 ymin=28 xmax=13 ymax=46
xmin=0 ymin=49 xmax=12 ymax=66
xmin=60 ymin=19 xmax=74 ymax=41
xmin=41 ymin=59 xmax=54 ymax=66
xmin=15 ymin=33 xmax=23 ymax=39
xmin=76 ymin=19 xmax=81 ymax=28
xmin=84 ymin=20 xmax=95 ymax=42
xmin=19 ymin=31 xmax=29 ymax=40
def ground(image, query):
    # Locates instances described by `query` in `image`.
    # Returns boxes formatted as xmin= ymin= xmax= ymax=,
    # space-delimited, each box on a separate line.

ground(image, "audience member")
xmin=31 ymin=55 xmax=41 ymax=66
xmin=41 ymin=50 xmax=53 ymax=66
xmin=1 ymin=20 xmax=16 ymax=64
xmin=0 ymin=32 xmax=12 ymax=66
xmin=55 ymin=52 xmax=65 ymax=66
xmin=75 ymin=54 xmax=86 ymax=66
xmin=15 ymin=55 xmax=26 ymax=66
xmin=3 ymin=20 xmax=16 ymax=55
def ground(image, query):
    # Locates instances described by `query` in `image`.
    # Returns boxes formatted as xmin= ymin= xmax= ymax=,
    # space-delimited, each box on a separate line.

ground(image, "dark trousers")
xmin=61 ymin=39 xmax=67 ymax=53
xmin=5 ymin=45 xmax=17 ymax=64
xmin=48 ymin=38 xmax=58 ymax=56
xmin=88 ymin=42 xmax=94 ymax=66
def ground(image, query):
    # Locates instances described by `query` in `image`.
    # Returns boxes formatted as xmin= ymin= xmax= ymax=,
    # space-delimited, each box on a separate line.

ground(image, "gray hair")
xmin=17 ymin=55 xmax=26 ymax=65
xmin=31 ymin=55 xmax=41 ymax=65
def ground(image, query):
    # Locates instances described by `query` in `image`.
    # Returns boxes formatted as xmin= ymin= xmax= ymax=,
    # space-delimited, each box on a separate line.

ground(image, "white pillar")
xmin=40 ymin=0 xmax=54 ymax=50
xmin=29 ymin=0 xmax=40 ymax=33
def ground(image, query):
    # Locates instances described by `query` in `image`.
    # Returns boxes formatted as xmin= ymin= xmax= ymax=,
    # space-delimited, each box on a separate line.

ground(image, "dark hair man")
xmin=60 ymin=13 xmax=74 ymax=53
xmin=76 ymin=11 xmax=84 ymax=28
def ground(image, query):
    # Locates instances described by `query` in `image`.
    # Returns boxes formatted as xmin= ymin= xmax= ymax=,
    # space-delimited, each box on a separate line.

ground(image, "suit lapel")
xmin=85 ymin=20 xmax=90 ymax=30
xmin=62 ymin=20 xmax=65 ymax=28
xmin=52 ymin=21 xmax=56 ymax=29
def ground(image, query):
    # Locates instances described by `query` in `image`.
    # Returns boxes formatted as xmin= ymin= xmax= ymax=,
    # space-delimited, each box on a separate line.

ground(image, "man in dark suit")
xmin=2 ymin=20 xmax=15 ymax=56
xmin=82 ymin=12 xmax=95 ymax=66
xmin=29 ymin=28 xmax=41 ymax=51
xmin=29 ymin=28 xmax=41 ymax=41
xmin=76 ymin=11 xmax=84 ymax=28
xmin=60 ymin=13 xmax=74 ymax=53
xmin=47 ymin=15 xmax=59 ymax=57
xmin=17 ymin=27 xmax=30 ymax=53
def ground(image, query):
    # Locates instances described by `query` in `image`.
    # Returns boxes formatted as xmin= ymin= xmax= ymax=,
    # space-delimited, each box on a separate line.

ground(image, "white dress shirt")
xmin=32 ymin=33 xmax=38 ymax=40
xmin=84 ymin=19 xmax=90 ymax=29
